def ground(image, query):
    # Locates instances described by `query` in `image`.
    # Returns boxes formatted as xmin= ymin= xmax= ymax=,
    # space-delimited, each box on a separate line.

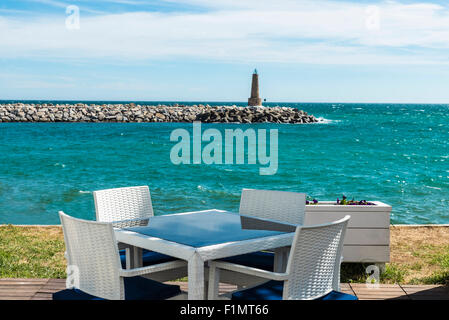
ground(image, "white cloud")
xmin=28 ymin=0 xmax=69 ymax=9
xmin=0 ymin=0 xmax=449 ymax=65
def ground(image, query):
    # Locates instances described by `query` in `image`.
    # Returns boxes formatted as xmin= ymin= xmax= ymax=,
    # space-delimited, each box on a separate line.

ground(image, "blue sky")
xmin=1 ymin=0 xmax=449 ymax=103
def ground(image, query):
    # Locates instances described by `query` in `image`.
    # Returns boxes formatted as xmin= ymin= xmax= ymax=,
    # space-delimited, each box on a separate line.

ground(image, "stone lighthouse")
xmin=248 ymin=69 xmax=262 ymax=106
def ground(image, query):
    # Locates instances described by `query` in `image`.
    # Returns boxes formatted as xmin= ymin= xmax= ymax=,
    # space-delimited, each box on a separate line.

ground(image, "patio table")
xmin=114 ymin=209 xmax=297 ymax=300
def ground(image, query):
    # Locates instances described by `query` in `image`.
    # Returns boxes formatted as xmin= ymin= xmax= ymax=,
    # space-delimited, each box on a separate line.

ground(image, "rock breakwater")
xmin=0 ymin=103 xmax=318 ymax=124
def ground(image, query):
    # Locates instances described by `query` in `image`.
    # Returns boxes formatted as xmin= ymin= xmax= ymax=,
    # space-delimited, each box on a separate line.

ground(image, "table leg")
xmin=128 ymin=246 xmax=143 ymax=269
xmin=188 ymin=254 xmax=204 ymax=300
xmin=274 ymin=248 xmax=284 ymax=272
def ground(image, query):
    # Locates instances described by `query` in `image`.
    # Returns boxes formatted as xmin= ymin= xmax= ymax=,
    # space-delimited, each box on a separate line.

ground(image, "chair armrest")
xmin=111 ymin=217 xmax=149 ymax=228
xmin=119 ymin=260 xmax=187 ymax=278
xmin=210 ymin=261 xmax=288 ymax=281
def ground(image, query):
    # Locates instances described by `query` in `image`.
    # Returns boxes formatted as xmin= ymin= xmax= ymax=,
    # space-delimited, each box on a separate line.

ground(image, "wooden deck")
xmin=0 ymin=279 xmax=448 ymax=300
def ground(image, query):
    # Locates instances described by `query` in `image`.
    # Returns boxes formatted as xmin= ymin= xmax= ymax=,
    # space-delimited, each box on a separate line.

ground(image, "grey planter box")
xmin=305 ymin=201 xmax=391 ymax=263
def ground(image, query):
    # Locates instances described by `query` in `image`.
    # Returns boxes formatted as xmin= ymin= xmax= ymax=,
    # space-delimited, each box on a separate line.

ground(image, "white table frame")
xmin=114 ymin=209 xmax=296 ymax=300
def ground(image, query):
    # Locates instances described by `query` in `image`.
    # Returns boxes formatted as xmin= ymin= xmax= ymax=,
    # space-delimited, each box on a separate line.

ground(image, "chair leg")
xmin=204 ymin=280 xmax=209 ymax=299
xmin=208 ymin=265 xmax=220 ymax=300
xmin=125 ymin=247 xmax=132 ymax=270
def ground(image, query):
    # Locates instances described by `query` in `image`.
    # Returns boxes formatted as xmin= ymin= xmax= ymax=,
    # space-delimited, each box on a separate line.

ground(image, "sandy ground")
xmin=390 ymin=225 xmax=449 ymax=283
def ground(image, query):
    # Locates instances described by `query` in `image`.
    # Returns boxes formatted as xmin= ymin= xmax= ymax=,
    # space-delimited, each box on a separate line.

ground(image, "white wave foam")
xmin=315 ymin=117 xmax=340 ymax=124
xmin=54 ymin=163 xmax=66 ymax=168
xmin=79 ymin=190 xmax=92 ymax=194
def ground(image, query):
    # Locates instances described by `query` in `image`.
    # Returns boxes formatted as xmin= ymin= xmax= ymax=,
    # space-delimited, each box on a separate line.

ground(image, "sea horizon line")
xmin=1 ymin=100 xmax=449 ymax=106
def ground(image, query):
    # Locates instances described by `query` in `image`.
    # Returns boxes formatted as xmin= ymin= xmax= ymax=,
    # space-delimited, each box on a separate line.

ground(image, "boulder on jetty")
xmin=0 ymin=103 xmax=318 ymax=124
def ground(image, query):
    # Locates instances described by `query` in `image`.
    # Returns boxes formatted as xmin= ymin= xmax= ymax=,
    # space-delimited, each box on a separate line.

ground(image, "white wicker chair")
xmin=93 ymin=186 xmax=187 ymax=282
xmin=217 ymin=189 xmax=306 ymax=287
xmin=55 ymin=212 xmax=186 ymax=300
xmin=93 ymin=186 xmax=153 ymax=228
xmin=239 ymin=189 xmax=306 ymax=225
xmin=208 ymin=216 xmax=356 ymax=300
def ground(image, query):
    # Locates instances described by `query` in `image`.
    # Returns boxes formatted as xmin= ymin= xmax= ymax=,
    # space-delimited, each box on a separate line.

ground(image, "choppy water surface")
xmin=0 ymin=102 xmax=448 ymax=224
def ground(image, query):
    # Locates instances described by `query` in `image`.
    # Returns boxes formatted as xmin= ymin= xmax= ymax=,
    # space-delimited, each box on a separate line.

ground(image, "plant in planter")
xmin=305 ymin=196 xmax=318 ymax=205
xmin=337 ymin=195 xmax=375 ymax=206
xmin=306 ymin=195 xmax=375 ymax=205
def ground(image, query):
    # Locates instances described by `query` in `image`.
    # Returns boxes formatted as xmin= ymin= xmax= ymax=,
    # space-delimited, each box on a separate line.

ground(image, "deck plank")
xmin=0 ymin=279 xmax=48 ymax=300
xmin=0 ymin=279 xmax=447 ymax=300
xmin=346 ymin=283 xmax=410 ymax=300
xmin=401 ymin=285 xmax=449 ymax=300
xmin=340 ymin=283 xmax=356 ymax=296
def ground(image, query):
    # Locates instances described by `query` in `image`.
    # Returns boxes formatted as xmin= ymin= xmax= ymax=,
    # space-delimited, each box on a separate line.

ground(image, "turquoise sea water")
xmin=0 ymin=101 xmax=448 ymax=225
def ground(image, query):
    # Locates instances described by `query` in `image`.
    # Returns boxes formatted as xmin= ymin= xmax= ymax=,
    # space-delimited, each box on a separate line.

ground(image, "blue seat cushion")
xmin=318 ymin=290 xmax=358 ymax=300
xmin=119 ymin=249 xmax=177 ymax=268
xmin=220 ymin=251 xmax=274 ymax=271
xmin=231 ymin=280 xmax=358 ymax=301
xmin=53 ymin=276 xmax=181 ymax=300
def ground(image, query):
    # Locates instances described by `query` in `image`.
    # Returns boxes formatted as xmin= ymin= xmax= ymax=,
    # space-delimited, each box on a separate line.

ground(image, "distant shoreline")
xmin=0 ymin=103 xmax=318 ymax=124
